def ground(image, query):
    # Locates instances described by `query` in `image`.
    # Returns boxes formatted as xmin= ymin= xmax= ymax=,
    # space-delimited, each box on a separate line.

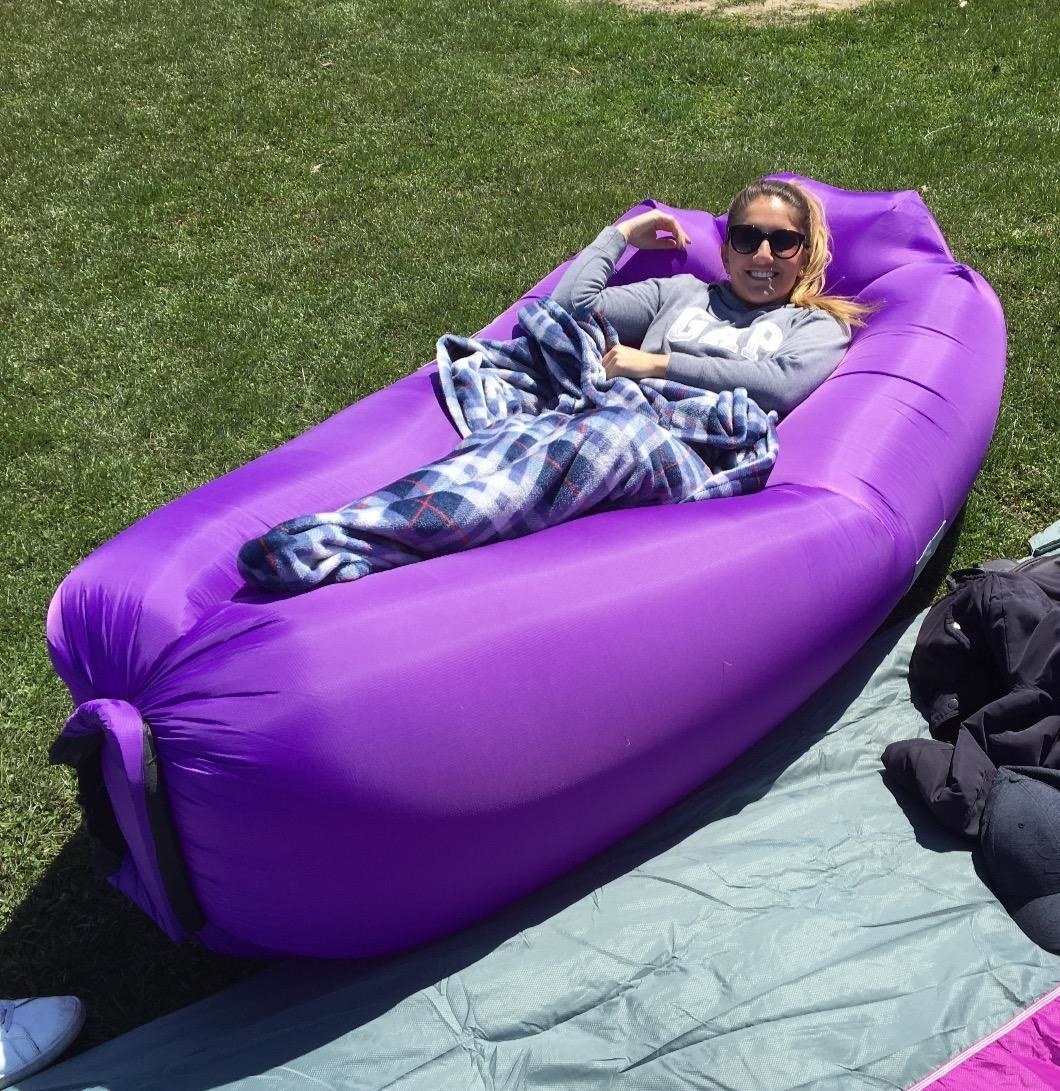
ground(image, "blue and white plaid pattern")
xmin=238 ymin=300 xmax=778 ymax=593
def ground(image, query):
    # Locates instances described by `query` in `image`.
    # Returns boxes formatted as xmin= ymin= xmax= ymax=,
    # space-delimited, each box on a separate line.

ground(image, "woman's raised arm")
xmin=551 ymin=210 xmax=689 ymax=349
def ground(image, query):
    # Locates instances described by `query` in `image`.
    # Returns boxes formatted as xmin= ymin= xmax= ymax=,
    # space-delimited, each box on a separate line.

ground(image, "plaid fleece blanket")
xmin=238 ymin=300 xmax=778 ymax=593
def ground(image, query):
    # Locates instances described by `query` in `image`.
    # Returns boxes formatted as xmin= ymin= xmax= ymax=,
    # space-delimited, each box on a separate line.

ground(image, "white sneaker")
xmin=0 ymin=997 xmax=85 ymax=1089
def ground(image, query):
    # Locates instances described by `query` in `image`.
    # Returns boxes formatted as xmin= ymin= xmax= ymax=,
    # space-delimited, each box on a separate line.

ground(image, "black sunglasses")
xmin=727 ymin=223 xmax=806 ymax=259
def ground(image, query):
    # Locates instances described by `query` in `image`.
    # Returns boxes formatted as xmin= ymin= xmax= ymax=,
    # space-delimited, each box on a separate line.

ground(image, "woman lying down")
xmin=238 ymin=178 xmax=871 ymax=594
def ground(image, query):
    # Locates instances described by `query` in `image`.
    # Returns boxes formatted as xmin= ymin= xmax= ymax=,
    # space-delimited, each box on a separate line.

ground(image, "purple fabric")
xmin=908 ymin=985 xmax=1060 ymax=1089
xmin=46 ymin=177 xmax=1007 ymax=958
xmin=61 ymin=700 xmax=185 ymax=942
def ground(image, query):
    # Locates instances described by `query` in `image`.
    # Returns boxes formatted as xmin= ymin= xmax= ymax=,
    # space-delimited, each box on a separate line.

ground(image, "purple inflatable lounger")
xmin=48 ymin=176 xmax=1005 ymax=959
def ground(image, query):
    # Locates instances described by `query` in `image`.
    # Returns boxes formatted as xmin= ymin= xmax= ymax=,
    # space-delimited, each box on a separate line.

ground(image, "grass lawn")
xmin=2 ymin=0 xmax=1058 ymax=1053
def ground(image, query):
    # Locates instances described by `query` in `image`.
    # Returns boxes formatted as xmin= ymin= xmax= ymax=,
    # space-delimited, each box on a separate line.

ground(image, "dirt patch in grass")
xmin=601 ymin=0 xmax=875 ymax=17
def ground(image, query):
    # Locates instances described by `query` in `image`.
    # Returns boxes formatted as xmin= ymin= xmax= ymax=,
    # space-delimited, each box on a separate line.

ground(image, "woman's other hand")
xmin=601 ymin=345 xmax=670 ymax=381
xmin=617 ymin=210 xmax=691 ymax=251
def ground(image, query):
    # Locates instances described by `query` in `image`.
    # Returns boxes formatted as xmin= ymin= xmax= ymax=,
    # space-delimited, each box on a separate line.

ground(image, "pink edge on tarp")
xmin=908 ymin=983 xmax=1060 ymax=1090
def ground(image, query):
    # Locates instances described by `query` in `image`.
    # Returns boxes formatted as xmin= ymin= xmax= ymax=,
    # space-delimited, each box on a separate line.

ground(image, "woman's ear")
xmin=720 ymin=241 xmax=730 ymax=275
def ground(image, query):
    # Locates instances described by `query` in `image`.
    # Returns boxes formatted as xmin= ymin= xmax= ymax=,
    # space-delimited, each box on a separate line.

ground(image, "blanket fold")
xmin=239 ymin=300 xmax=778 ymax=593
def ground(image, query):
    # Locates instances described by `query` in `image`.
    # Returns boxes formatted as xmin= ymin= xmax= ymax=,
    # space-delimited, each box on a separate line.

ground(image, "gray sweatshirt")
xmin=551 ymin=225 xmax=850 ymax=416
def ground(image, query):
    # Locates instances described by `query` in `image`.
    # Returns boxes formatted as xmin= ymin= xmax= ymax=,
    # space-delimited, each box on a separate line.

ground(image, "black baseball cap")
xmin=980 ymin=766 xmax=1060 ymax=953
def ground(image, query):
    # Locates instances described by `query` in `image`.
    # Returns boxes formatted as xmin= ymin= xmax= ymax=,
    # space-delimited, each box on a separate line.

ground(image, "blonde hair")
xmin=726 ymin=178 xmax=875 ymax=329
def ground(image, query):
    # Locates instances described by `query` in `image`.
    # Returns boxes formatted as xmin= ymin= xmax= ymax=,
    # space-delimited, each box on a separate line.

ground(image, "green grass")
xmin=2 ymin=0 xmax=1059 ymax=1052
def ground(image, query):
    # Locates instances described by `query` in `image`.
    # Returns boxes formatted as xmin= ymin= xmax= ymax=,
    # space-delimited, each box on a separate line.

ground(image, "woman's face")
xmin=722 ymin=195 xmax=810 ymax=307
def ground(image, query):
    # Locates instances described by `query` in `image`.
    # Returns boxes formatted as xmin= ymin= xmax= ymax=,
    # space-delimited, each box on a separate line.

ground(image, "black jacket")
xmin=882 ymin=557 xmax=1060 ymax=838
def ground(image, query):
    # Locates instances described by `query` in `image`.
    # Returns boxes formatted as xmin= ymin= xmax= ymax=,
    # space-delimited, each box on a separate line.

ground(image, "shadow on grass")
xmin=0 ymin=827 xmax=266 ymax=1057
xmin=12 ymin=621 xmax=910 ymax=1090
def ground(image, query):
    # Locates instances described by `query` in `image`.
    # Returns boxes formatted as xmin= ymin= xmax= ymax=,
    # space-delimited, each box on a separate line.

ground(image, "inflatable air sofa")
xmin=47 ymin=176 xmax=1006 ymax=959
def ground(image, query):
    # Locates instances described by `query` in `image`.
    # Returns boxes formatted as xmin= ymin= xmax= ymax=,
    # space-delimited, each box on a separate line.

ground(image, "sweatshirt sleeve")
xmin=665 ymin=308 xmax=851 ymax=417
xmin=550 ymin=226 xmax=663 ymax=349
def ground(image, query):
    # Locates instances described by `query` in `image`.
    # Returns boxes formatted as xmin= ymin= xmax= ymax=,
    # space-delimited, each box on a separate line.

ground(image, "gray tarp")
xmin=24 ymin=539 xmax=1060 ymax=1090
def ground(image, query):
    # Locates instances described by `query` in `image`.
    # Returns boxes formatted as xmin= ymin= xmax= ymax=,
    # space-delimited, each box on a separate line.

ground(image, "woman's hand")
xmin=617 ymin=210 xmax=691 ymax=251
xmin=601 ymin=345 xmax=670 ymax=381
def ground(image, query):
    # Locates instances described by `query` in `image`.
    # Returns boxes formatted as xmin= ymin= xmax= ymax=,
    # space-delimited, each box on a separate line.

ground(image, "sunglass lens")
xmin=728 ymin=224 xmax=762 ymax=254
xmin=769 ymin=230 xmax=803 ymax=258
